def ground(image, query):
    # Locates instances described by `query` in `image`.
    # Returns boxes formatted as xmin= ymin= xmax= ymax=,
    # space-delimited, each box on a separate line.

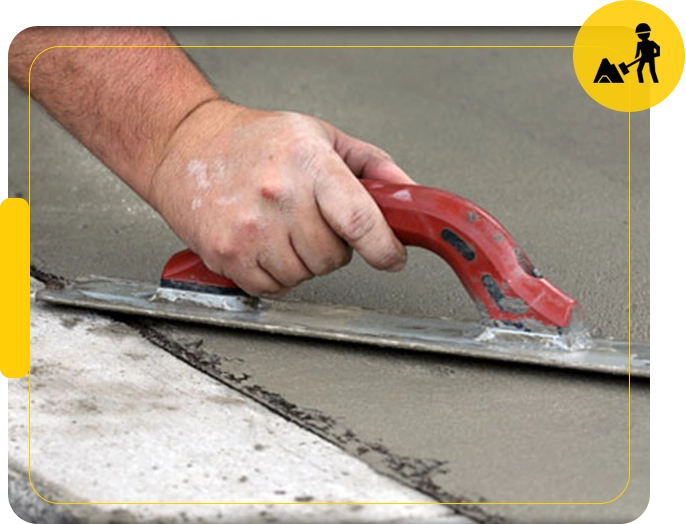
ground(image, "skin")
xmin=9 ymin=27 xmax=413 ymax=297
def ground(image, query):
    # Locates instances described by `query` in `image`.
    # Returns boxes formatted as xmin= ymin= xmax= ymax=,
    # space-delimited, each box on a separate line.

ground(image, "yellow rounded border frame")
xmin=7 ymin=42 xmax=634 ymax=509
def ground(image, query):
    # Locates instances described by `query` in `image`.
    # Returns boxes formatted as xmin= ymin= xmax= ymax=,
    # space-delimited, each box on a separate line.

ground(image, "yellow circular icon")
xmin=574 ymin=0 xmax=684 ymax=112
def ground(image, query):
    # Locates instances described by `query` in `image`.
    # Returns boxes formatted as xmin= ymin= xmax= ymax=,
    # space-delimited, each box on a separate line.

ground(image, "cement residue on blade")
xmin=561 ymin=306 xmax=594 ymax=351
xmin=476 ymin=303 xmax=593 ymax=352
xmin=151 ymin=287 xmax=262 ymax=312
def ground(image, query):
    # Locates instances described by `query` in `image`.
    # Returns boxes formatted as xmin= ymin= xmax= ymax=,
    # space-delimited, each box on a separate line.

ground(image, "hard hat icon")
xmin=636 ymin=23 xmax=651 ymax=34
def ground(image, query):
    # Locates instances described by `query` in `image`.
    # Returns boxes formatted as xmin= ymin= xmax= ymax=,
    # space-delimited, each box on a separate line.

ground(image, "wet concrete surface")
xmin=12 ymin=28 xmax=649 ymax=523
xmin=147 ymin=321 xmax=648 ymax=524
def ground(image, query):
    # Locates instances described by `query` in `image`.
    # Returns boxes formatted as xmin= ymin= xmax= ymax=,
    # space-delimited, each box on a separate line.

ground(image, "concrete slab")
xmin=11 ymin=27 xmax=649 ymax=524
xmin=9 ymin=279 xmax=469 ymax=523
xmin=145 ymin=320 xmax=648 ymax=523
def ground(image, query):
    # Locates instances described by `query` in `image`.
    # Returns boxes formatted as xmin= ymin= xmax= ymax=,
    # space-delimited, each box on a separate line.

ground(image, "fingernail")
xmin=388 ymin=258 xmax=406 ymax=272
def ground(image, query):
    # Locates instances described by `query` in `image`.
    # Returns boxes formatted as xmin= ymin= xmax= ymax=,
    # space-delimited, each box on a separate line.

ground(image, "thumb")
xmin=314 ymin=152 xmax=407 ymax=272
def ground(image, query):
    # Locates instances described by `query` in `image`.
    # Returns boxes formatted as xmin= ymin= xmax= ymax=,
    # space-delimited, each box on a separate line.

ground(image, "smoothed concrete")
xmin=147 ymin=319 xmax=648 ymax=524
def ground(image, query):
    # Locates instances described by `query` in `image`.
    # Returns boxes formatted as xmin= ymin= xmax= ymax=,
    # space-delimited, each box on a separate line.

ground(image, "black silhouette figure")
xmin=633 ymin=23 xmax=659 ymax=83
xmin=594 ymin=58 xmax=624 ymax=83
xmin=593 ymin=22 xmax=661 ymax=85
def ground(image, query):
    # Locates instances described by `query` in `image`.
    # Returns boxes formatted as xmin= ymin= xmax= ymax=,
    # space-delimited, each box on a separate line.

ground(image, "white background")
xmin=2 ymin=1 xmax=683 ymax=523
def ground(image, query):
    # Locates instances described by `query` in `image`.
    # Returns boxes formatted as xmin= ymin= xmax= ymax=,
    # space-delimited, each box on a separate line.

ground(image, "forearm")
xmin=9 ymin=27 xmax=233 ymax=201
xmin=10 ymin=28 xmax=412 ymax=295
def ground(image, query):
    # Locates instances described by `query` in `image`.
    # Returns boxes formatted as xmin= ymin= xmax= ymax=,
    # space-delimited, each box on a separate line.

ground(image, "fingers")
xmin=314 ymin=153 xmax=407 ymax=272
xmin=257 ymin=238 xmax=314 ymax=288
xmin=205 ymin=256 xmax=290 ymax=298
xmin=290 ymin=210 xmax=353 ymax=276
xmin=203 ymin=234 xmax=314 ymax=298
xmin=334 ymin=132 xmax=416 ymax=185
xmin=235 ymin=267 xmax=292 ymax=299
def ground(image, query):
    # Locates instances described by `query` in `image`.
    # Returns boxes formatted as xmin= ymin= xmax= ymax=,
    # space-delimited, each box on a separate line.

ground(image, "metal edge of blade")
xmin=35 ymin=276 xmax=649 ymax=379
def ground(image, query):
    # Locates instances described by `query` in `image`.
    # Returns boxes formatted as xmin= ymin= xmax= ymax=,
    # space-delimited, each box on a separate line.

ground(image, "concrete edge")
xmin=7 ymin=461 xmax=136 ymax=524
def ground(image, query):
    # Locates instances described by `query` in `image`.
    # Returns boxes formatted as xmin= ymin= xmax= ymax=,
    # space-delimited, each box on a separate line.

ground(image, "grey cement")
xmin=11 ymin=280 xmax=468 ymax=524
xmin=11 ymin=28 xmax=649 ymax=523
xmin=142 ymin=320 xmax=649 ymax=524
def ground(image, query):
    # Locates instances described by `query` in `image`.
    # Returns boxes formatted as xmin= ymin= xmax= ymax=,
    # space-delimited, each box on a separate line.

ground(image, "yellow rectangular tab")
xmin=1 ymin=198 xmax=29 ymax=378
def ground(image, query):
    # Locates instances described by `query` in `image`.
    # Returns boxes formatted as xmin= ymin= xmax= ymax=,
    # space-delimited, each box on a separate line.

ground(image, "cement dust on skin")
xmin=186 ymin=158 xmax=234 ymax=212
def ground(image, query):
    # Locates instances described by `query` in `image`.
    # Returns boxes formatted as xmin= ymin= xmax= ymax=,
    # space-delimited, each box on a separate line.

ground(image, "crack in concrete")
xmin=30 ymin=266 xmax=507 ymax=524
xmin=31 ymin=265 xmax=68 ymax=289
xmin=129 ymin=320 xmax=507 ymax=524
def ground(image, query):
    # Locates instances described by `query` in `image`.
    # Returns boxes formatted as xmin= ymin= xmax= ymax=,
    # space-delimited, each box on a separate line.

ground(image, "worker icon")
xmin=634 ymin=23 xmax=660 ymax=83
xmin=592 ymin=23 xmax=661 ymax=84
xmin=574 ymin=0 xmax=684 ymax=111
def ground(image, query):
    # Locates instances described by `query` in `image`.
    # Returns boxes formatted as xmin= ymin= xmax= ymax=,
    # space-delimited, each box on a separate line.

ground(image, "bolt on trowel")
xmin=37 ymin=180 xmax=648 ymax=378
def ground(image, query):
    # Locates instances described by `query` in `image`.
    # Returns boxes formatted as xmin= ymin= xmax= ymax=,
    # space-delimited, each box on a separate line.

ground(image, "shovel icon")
xmin=618 ymin=58 xmax=641 ymax=75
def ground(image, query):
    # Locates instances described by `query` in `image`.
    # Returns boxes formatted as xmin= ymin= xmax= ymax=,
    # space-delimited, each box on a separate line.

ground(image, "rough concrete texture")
xmin=9 ymin=279 xmax=468 ymax=524
xmin=11 ymin=28 xmax=649 ymax=523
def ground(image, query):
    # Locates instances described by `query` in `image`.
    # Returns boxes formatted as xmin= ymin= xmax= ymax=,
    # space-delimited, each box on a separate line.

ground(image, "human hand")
xmin=148 ymin=101 xmax=415 ymax=297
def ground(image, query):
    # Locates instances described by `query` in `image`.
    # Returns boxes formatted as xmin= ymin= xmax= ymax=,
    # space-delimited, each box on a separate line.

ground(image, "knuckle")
xmin=213 ymin=238 xmax=239 ymax=261
xmin=259 ymin=175 xmax=294 ymax=211
xmin=259 ymin=177 xmax=286 ymax=203
xmin=293 ymin=146 xmax=324 ymax=173
xmin=237 ymin=213 xmax=262 ymax=235
xmin=312 ymin=246 xmax=353 ymax=276
xmin=370 ymin=145 xmax=394 ymax=163
xmin=238 ymin=256 xmax=260 ymax=271
xmin=340 ymin=206 xmax=377 ymax=244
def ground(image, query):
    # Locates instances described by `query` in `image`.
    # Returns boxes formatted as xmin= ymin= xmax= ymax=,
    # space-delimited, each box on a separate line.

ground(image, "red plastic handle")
xmin=161 ymin=180 xmax=578 ymax=328
xmin=160 ymin=249 xmax=244 ymax=295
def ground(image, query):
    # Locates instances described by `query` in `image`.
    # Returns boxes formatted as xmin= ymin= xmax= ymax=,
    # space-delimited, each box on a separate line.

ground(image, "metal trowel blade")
xmin=36 ymin=276 xmax=649 ymax=378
